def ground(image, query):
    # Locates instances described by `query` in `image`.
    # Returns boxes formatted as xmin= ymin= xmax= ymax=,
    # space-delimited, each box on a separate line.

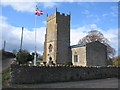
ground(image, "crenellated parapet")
xmin=46 ymin=11 xmax=70 ymax=22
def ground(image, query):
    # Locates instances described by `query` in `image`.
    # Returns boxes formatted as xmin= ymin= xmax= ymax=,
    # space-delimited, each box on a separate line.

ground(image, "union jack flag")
xmin=35 ymin=8 xmax=44 ymax=16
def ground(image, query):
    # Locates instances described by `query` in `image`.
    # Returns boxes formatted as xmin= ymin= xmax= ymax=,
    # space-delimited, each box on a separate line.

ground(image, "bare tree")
xmin=78 ymin=30 xmax=115 ymax=59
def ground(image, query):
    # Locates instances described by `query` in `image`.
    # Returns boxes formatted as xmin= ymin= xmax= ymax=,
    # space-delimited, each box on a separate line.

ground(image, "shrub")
xmin=2 ymin=67 xmax=10 ymax=84
xmin=112 ymin=56 xmax=120 ymax=66
xmin=16 ymin=50 xmax=33 ymax=64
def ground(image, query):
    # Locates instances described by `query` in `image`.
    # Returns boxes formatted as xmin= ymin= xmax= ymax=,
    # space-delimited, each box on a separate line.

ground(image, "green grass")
xmin=2 ymin=67 xmax=10 ymax=84
xmin=0 ymin=74 xmax=2 ymax=85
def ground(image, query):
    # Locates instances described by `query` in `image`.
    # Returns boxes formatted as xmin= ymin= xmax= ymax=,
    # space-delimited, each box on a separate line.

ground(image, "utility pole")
xmin=20 ymin=27 xmax=24 ymax=51
xmin=3 ymin=40 xmax=6 ymax=51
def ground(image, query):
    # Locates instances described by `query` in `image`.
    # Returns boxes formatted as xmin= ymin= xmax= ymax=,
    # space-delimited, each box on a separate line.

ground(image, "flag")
xmin=35 ymin=8 xmax=44 ymax=16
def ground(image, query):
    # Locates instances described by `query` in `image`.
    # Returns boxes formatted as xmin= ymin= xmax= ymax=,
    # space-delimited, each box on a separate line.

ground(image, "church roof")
xmin=70 ymin=43 xmax=86 ymax=48
xmin=71 ymin=41 xmax=106 ymax=48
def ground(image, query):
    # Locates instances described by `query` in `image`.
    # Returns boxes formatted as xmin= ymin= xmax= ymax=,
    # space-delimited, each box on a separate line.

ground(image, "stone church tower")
xmin=43 ymin=9 xmax=71 ymax=64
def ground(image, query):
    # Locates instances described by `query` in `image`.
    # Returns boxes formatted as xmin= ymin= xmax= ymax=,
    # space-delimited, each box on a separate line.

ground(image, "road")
xmin=11 ymin=78 xmax=118 ymax=88
xmin=2 ymin=58 xmax=14 ymax=71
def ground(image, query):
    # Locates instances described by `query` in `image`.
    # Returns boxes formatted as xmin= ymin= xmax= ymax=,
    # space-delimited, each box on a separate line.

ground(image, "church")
xmin=43 ymin=9 xmax=107 ymax=66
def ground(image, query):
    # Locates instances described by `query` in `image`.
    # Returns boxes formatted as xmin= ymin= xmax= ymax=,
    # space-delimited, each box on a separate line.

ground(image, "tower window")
xmin=74 ymin=55 xmax=78 ymax=62
xmin=49 ymin=44 xmax=53 ymax=52
xmin=49 ymin=57 xmax=52 ymax=61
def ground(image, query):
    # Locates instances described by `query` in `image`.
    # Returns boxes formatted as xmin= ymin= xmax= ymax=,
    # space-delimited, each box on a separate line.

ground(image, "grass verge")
xmin=2 ymin=67 xmax=10 ymax=87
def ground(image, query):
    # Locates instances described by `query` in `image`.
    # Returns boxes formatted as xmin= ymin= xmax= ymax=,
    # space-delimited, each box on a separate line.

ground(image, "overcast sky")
xmin=1 ymin=1 xmax=118 ymax=56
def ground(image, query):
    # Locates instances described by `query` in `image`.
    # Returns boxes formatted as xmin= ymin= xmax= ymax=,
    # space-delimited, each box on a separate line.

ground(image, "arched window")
xmin=74 ymin=51 xmax=78 ymax=62
xmin=74 ymin=51 xmax=77 ymax=55
xmin=49 ymin=44 xmax=53 ymax=52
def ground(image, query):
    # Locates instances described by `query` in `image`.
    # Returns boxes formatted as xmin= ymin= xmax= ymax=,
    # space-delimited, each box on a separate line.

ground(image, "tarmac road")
xmin=11 ymin=78 xmax=119 ymax=88
xmin=2 ymin=58 xmax=14 ymax=71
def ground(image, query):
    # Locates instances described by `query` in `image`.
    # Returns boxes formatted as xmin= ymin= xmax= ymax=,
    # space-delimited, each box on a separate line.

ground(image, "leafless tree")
xmin=78 ymin=30 xmax=115 ymax=59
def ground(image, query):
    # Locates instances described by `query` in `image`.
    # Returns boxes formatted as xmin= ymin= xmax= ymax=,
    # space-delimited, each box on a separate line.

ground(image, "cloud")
xmin=102 ymin=14 xmax=108 ymax=17
xmin=1 ymin=1 xmax=58 ymax=13
xmin=81 ymin=10 xmax=90 ymax=15
xmin=102 ymin=5 xmax=118 ymax=17
xmin=90 ymin=24 xmax=97 ymax=29
xmin=1 ymin=15 xmax=118 ymax=55
xmin=81 ymin=9 xmax=101 ymax=23
xmin=71 ymin=27 xmax=87 ymax=45
xmin=42 ymin=2 xmax=58 ymax=9
xmin=42 ymin=21 xmax=46 ymax=25
xmin=71 ymin=24 xmax=118 ymax=53
xmin=1 ymin=0 xmax=119 ymax=2
xmin=100 ymin=29 xmax=118 ymax=47
xmin=1 ymin=2 xmax=37 ymax=13
xmin=71 ymin=24 xmax=100 ymax=45
xmin=111 ymin=5 xmax=118 ymax=11
xmin=1 ymin=16 xmax=46 ymax=54
xmin=86 ymin=14 xmax=100 ymax=22
xmin=0 ymin=16 xmax=7 ymax=23
xmin=102 ymin=29 xmax=118 ymax=55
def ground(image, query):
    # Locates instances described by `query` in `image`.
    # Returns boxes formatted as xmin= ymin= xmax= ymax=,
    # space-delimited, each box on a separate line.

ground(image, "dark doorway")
xmin=49 ymin=57 xmax=52 ymax=61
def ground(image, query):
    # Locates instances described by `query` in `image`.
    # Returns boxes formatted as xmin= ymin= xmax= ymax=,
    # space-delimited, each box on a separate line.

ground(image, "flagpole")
xmin=34 ymin=5 xmax=44 ymax=66
xmin=34 ymin=10 xmax=37 ymax=66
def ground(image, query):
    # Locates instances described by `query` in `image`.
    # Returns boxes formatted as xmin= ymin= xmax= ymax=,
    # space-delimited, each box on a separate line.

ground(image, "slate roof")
xmin=70 ymin=43 xmax=86 ymax=48
xmin=70 ymin=41 xmax=106 ymax=48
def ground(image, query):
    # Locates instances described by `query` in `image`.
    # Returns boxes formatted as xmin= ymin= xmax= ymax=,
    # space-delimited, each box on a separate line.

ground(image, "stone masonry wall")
xmin=10 ymin=64 xmax=118 ymax=84
xmin=71 ymin=46 xmax=86 ymax=66
xmin=86 ymin=41 xmax=107 ymax=66
xmin=44 ymin=11 xmax=71 ymax=64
